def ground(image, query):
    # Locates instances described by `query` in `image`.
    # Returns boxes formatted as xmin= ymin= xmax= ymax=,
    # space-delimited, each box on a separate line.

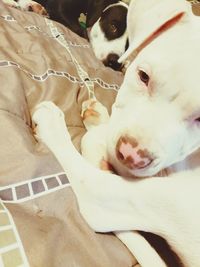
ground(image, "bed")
xmin=0 ymin=1 xmax=199 ymax=267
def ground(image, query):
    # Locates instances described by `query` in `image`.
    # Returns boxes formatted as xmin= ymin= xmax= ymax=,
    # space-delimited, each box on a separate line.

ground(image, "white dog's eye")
xmin=138 ymin=70 xmax=150 ymax=86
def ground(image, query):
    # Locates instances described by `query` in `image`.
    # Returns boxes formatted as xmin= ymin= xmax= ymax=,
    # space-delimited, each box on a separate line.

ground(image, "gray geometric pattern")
xmin=0 ymin=60 xmax=84 ymax=84
xmin=0 ymin=14 xmax=16 ymax=21
xmin=25 ymin=25 xmax=90 ymax=48
xmin=0 ymin=173 xmax=70 ymax=203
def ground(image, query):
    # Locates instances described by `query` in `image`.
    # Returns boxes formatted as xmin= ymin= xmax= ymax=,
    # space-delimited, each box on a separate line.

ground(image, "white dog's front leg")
xmin=2 ymin=0 xmax=20 ymax=8
xmin=81 ymin=100 xmax=167 ymax=267
xmin=116 ymin=231 xmax=167 ymax=267
xmin=32 ymin=101 xmax=152 ymax=232
xmin=32 ymin=102 xmax=200 ymax=267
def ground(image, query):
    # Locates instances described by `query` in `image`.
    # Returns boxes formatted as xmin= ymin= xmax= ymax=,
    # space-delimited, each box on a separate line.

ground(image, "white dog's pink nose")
xmin=116 ymin=136 xmax=154 ymax=169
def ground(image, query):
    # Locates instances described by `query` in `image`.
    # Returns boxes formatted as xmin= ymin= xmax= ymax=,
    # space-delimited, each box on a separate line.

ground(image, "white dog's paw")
xmin=2 ymin=0 xmax=20 ymax=8
xmin=32 ymin=101 xmax=69 ymax=145
xmin=7 ymin=0 xmax=49 ymax=16
xmin=33 ymin=101 xmax=64 ymax=123
xmin=81 ymin=99 xmax=110 ymax=130
xmin=25 ymin=0 xmax=49 ymax=16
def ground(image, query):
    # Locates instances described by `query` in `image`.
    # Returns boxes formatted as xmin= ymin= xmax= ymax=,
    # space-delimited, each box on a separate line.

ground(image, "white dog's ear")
xmin=119 ymin=0 xmax=192 ymax=63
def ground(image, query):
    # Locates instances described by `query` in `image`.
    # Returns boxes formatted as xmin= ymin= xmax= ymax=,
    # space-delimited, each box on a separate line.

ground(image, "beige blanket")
xmin=0 ymin=2 xmax=139 ymax=267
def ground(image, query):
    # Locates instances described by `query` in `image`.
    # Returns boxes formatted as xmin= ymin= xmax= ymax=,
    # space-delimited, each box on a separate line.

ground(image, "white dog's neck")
xmin=163 ymin=148 xmax=200 ymax=176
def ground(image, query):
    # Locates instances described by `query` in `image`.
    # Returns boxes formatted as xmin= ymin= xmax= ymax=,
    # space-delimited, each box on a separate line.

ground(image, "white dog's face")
xmin=106 ymin=21 xmax=200 ymax=177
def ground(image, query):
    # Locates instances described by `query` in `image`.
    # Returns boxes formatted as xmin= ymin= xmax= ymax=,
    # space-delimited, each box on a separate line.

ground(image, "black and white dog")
xmin=38 ymin=0 xmax=129 ymax=70
xmin=88 ymin=1 xmax=129 ymax=70
xmin=5 ymin=0 xmax=129 ymax=70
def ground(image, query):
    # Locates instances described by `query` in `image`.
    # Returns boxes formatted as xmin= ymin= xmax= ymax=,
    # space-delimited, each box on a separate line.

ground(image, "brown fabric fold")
xmin=0 ymin=2 xmax=137 ymax=267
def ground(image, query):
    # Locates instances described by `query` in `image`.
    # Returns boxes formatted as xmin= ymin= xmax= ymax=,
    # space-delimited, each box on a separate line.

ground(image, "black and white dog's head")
xmin=12 ymin=0 xmax=129 ymax=71
xmin=87 ymin=1 xmax=129 ymax=71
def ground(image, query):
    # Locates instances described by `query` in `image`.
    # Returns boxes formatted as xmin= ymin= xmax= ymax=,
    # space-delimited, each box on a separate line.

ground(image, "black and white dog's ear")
xmin=119 ymin=0 xmax=192 ymax=63
xmin=86 ymin=0 xmax=118 ymax=27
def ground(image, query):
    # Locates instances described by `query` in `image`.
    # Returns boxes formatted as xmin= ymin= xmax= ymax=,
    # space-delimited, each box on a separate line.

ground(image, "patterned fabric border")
xmin=0 ymin=14 xmax=120 ymax=92
xmin=45 ymin=19 xmax=121 ymax=94
xmin=0 ymin=14 xmax=89 ymax=48
xmin=0 ymin=60 xmax=119 ymax=91
xmin=0 ymin=60 xmax=83 ymax=85
xmin=0 ymin=201 xmax=30 ymax=267
xmin=0 ymin=172 xmax=70 ymax=203
xmin=45 ymin=18 xmax=97 ymax=99
xmin=25 ymin=25 xmax=90 ymax=48
xmin=91 ymin=77 xmax=119 ymax=91
xmin=0 ymin=14 xmax=16 ymax=21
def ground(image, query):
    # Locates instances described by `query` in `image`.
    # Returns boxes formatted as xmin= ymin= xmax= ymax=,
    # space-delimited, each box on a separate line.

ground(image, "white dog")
xmin=32 ymin=0 xmax=200 ymax=266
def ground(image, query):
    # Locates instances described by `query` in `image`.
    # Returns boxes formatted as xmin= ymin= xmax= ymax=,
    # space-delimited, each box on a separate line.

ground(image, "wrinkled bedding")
xmin=0 ymin=2 xmax=139 ymax=267
xmin=0 ymin=1 xmax=200 ymax=267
